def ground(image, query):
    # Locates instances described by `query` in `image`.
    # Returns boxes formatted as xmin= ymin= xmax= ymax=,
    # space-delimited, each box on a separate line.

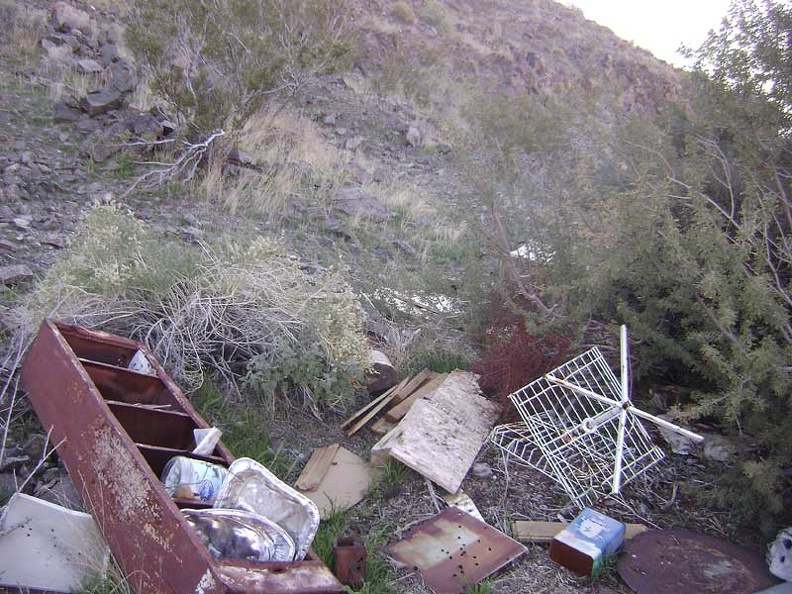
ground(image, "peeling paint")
xmin=194 ymin=568 xmax=216 ymax=594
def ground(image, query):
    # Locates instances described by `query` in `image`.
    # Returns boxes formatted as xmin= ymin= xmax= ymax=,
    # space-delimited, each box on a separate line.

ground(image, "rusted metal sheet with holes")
xmin=20 ymin=319 xmax=342 ymax=594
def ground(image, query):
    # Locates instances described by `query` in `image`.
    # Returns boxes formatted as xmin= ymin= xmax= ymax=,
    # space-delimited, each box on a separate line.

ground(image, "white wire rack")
xmin=490 ymin=327 xmax=700 ymax=509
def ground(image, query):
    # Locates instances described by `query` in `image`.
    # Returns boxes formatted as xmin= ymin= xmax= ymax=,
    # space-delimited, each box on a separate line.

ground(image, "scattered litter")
xmin=215 ymin=457 xmax=320 ymax=561
xmin=0 ymin=493 xmax=110 ymax=593
xmin=549 ymin=508 xmax=625 ymax=578
xmin=442 ymin=489 xmax=484 ymax=522
xmin=182 ymin=508 xmax=296 ymax=562
xmin=341 ymin=369 xmax=437 ymax=436
xmin=192 ymin=427 xmax=223 ymax=456
xmin=514 ymin=519 xmax=647 ymax=544
xmin=388 ymin=506 xmax=526 ymax=594
xmin=470 ymin=461 xmax=493 ymax=478
xmin=296 ymin=444 xmax=371 ymax=519
xmin=20 ymin=320 xmax=342 ymax=593
xmin=617 ymin=528 xmax=779 ymax=594
xmin=333 ymin=537 xmax=367 ymax=588
xmin=370 ymin=370 xmax=500 ymax=493
xmin=768 ymin=528 xmax=792 ymax=581
xmin=490 ymin=326 xmax=703 ymax=508
xmin=162 ymin=455 xmax=228 ymax=503
xmin=127 ymin=349 xmax=154 ymax=375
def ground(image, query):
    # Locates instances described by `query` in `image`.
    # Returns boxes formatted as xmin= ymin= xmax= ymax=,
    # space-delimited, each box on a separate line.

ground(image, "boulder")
xmin=332 ymin=185 xmax=390 ymax=220
xmin=406 ymin=125 xmax=422 ymax=147
xmin=365 ymin=350 xmax=398 ymax=394
xmin=81 ymin=89 xmax=124 ymax=116
xmin=51 ymin=2 xmax=93 ymax=36
xmin=105 ymin=58 xmax=137 ymax=94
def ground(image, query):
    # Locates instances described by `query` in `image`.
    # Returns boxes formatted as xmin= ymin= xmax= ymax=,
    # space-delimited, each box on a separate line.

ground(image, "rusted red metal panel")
xmin=388 ymin=506 xmax=527 ymax=594
xmin=20 ymin=319 xmax=342 ymax=594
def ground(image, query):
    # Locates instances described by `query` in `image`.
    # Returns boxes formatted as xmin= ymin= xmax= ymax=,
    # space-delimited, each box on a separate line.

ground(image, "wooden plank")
xmin=390 ymin=368 xmax=435 ymax=403
xmin=369 ymin=417 xmax=397 ymax=435
xmin=384 ymin=372 xmax=448 ymax=422
xmin=297 ymin=447 xmax=371 ymax=519
xmin=370 ymin=371 xmax=500 ymax=492
xmin=513 ymin=521 xmax=649 ymax=544
xmin=295 ymin=443 xmax=341 ymax=491
xmin=340 ymin=380 xmax=403 ymax=432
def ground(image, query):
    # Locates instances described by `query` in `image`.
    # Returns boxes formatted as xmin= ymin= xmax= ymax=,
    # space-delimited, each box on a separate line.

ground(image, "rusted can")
xmin=333 ymin=537 xmax=366 ymax=587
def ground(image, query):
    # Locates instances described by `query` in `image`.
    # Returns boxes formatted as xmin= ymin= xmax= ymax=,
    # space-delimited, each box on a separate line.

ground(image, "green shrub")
xmin=10 ymin=203 xmax=370 ymax=411
xmin=126 ymin=0 xmax=352 ymax=133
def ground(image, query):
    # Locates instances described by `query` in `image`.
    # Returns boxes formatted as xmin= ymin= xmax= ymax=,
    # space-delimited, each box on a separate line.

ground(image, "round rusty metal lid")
xmin=617 ymin=529 xmax=780 ymax=594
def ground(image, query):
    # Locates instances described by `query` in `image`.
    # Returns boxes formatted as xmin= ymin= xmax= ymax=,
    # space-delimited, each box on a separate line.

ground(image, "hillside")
xmin=2 ymin=0 xmax=787 ymax=593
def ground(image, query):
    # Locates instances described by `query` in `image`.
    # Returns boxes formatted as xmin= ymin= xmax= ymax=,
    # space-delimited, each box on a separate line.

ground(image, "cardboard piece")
xmin=297 ymin=446 xmax=371 ymax=519
xmin=0 ymin=493 xmax=110 ymax=592
xmin=370 ymin=370 xmax=500 ymax=493
xmin=443 ymin=490 xmax=484 ymax=522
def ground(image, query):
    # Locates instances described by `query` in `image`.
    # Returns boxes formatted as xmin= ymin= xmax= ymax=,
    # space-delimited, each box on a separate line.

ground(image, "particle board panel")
xmin=370 ymin=370 xmax=499 ymax=493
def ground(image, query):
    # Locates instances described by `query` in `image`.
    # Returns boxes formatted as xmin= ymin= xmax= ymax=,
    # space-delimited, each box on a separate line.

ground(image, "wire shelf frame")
xmin=489 ymin=333 xmax=673 ymax=510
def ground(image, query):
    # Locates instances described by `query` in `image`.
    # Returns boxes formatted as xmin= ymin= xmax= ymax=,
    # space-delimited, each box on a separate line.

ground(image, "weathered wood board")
xmin=370 ymin=370 xmax=500 ymax=493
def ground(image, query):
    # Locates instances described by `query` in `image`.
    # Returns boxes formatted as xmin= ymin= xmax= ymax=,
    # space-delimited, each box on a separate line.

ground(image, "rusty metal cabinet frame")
xmin=20 ymin=319 xmax=342 ymax=594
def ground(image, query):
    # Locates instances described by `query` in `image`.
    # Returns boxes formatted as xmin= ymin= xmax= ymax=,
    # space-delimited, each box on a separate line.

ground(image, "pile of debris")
xmin=0 ymin=320 xmax=788 ymax=594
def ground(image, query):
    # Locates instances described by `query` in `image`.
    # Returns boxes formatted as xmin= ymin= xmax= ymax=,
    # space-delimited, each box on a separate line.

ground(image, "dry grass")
xmin=0 ymin=2 xmax=47 ymax=66
xmin=215 ymin=107 xmax=351 ymax=215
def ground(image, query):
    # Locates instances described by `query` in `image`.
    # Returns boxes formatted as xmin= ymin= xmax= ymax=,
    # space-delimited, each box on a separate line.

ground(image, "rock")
xmin=12 ymin=216 xmax=32 ymax=230
xmin=43 ymin=43 xmax=72 ymax=65
xmin=365 ymin=350 xmax=398 ymax=394
xmin=323 ymin=114 xmax=337 ymax=126
xmin=345 ymin=136 xmax=364 ymax=151
xmin=0 ymin=239 xmax=17 ymax=252
xmin=22 ymin=434 xmax=48 ymax=460
xmin=83 ymin=135 xmax=119 ymax=163
xmin=81 ymin=88 xmax=124 ymax=116
xmin=53 ymin=101 xmax=82 ymax=122
xmin=0 ymin=455 xmax=30 ymax=472
xmin=181 ymin=226 xmax=205 ymax=242
xmin=406 ymin=125 xmax=422 ymax=147
xmin=77 ymin=58 xmax=103 ymax=73
xmin=227 ymin=147 xmax=255 ymax=167
xmin=471 ymin=462 xmax=493 ymax=478
xmin=33 ymin=466 xmax=82 ymax=510
xmin=51 ymin=2 xmax=93 ymax=36
xmin=0 ymin=264 xmax=34 ymax=285
xmin=99 ymin=42 xmax=119 ymax=67
xmin=105 ymin=58 xmax=137 ymax=94
xmin=130 ymin=113 xmax=163 ymax=138
xmin=702 ymin=434 xmax=737 ymax=462
xmin=332 ymin=185 xmax=390 ymax=220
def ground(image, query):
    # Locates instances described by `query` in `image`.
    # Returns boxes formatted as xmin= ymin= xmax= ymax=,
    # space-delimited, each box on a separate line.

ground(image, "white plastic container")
xmin=162 ymin=456 xmax=228 ymax=503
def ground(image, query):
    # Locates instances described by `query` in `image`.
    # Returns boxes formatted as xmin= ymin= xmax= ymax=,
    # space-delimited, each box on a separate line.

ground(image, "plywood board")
xmin=298 ymin=446 xmax=371 ymax=519
xmin=513 ymin=520 xmax=648 ymax=544
xmin=371 ymin=370 xmax=500 ymax=493
xmin=296 ymin=443 xmax=341 ymax=491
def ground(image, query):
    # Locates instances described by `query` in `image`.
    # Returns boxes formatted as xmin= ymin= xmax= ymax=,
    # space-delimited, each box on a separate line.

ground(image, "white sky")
xmin=563 ymin=0 xmax=732 ymax=67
